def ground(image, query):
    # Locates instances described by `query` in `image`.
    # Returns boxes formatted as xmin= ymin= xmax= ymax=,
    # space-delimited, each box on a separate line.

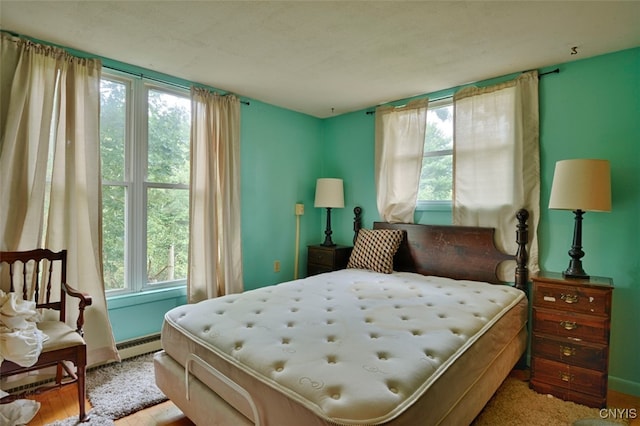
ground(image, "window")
xmin=418 ymin=98 xmax=453 ymax=207
xmin=100 ymin=72 xmax=191 ymax=293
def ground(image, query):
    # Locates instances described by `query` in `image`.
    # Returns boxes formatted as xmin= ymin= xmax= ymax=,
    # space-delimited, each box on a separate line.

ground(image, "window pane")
xmin=147 ymin=90 xmax=190 ymax=184
xmin=100 ymin=80 xmax=127 ymax=181
xmin=419 ymin=155 xmax=453 ymax=201
xmin=102 ymin=185 xmax=126 ymax=290
xmin=419 ymin=101 xmax=453 ymax=202
xmin=425 ymin=104 xmax=453 ymax=152
xmin=146 ymin=187 xmax=189 ymax=284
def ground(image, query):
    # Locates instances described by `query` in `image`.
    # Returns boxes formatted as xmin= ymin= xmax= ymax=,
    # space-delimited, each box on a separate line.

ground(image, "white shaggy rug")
xmin=47 ymin=352 xmax=167 ymax=426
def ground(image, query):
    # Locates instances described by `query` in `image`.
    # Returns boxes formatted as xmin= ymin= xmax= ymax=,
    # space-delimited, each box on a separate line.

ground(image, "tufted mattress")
xmin=156 ymin=269 xmax=527 ymax=425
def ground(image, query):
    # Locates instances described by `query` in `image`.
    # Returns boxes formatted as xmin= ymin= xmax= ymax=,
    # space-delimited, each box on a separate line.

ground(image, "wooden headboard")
xmin=354 ymin=208 xmax=529 ymax=291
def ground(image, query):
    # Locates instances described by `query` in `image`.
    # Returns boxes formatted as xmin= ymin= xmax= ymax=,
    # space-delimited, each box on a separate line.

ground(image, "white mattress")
xmin=160 ymin=269 xmax=527 ymax=425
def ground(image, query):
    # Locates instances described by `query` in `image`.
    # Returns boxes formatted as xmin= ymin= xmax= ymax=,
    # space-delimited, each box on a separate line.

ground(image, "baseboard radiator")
xmin=116 ymin=333 xmax=162 ymax=361
xmin=2 ymin=334 xmax=161 ymax=395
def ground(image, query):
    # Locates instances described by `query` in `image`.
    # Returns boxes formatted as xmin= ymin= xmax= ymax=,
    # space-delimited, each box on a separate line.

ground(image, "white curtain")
xmin=453 ymin=71 xmax=540 ymax=279
xmin=0 ymin=33 xmax=118 ymax=366
xmin=375 ymin=98 xmax=429 ymax=223
xmin=189 ymin=88 xmax=243 ymax=303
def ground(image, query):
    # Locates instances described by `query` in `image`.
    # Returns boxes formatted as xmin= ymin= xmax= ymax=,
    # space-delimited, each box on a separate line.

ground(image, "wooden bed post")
xmin=353 ymin=206 xmax=362 ymax=244
xmin=514 ymin=208 xmax=529 ymax=293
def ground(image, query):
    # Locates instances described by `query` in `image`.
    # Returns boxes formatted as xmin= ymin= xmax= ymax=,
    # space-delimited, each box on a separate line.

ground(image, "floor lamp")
xmin=548 ymin=159 xmax=611 ymax=279
xmin=314 ymin=178 xmax=344 ymax=247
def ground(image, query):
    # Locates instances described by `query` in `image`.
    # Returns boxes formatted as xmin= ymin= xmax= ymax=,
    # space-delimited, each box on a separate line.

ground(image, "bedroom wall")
xmin=240 ymin=99 xmax=324 ymax=290
xmin=321 ymin=47 xmax=640 ymax=396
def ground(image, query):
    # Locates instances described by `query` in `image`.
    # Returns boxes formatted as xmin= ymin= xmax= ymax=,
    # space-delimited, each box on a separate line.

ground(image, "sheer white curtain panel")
xmin=189 ymin=88 xmax=243 ymax=302
xmin=453 ymin=70 xmax=540 ymax=279
xmin=0 ymin=35 xmax=57 ymax=249
xmin=375 ymin=98 xmax=429 ymax=223
xmin=0 ymin=33 xmax=118 ymax=366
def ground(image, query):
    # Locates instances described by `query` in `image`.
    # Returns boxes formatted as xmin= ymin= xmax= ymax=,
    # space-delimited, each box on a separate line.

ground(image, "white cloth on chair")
xmin=0 ymin=291 xmax=47 ymax=367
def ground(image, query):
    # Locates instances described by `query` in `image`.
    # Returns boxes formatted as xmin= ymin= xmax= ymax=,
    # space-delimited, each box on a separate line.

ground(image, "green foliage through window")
xmin=419 ymin=100 xmax=453 ymax=202
xmin=100 ymin=74 xmax=190 ymax=293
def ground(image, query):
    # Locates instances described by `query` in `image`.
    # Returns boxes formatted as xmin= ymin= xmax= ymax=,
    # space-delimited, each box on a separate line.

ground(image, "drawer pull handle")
xmin=559 ymin=372 xmax=574 ymax=382
xmin=560 ymin=345 xmax=576 ymax=357
xmin=561 ymin=293 xmax=579 ymax=304
xmin=560 ymin=320 xmax=578 ymax=330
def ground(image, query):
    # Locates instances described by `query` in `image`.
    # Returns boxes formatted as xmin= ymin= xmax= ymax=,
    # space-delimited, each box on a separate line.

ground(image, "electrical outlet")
xmin=274 ymin=260 xmax=281 ymax=272
xmin=295 ymin=203 xmax=304 ymax=216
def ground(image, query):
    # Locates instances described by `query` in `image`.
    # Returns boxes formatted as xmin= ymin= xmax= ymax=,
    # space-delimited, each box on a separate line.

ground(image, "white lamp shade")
xmin=549 ymin=159 xmax=611 ymax=212
xmin=314 ymin=178 xmax=344 ymax=208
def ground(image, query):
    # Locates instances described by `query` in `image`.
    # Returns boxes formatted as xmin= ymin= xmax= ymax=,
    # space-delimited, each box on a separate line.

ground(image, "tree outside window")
xmin=419 ymin=99 xmax=453 ymax=204
xmin=100 ymin=74 xmax=190 ymax=293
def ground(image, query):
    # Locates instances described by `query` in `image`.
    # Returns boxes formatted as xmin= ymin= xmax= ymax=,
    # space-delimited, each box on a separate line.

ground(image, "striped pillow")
xmin=347 ymin=229 xmax=404 ymax=274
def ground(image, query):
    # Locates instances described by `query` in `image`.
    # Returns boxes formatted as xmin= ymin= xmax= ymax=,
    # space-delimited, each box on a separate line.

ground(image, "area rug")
xmin=47 ymin=352 xmax=167 ymax=426
xmin=473 ymin=376 xmax=629 ymax=426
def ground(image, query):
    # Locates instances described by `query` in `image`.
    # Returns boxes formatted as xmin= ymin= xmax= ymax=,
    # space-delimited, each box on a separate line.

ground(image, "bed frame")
xmin=155 ymin=208 xmax=530 ymax=425
xmin=355 ymin=207 xmax=529 ymax=291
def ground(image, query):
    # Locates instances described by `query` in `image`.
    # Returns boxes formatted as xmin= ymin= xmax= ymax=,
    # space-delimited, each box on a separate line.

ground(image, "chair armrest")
xmin=62 ymin=282 xmax=93 ymax=336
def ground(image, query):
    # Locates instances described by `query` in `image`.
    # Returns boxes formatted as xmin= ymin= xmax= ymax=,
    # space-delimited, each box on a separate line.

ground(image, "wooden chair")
xmin=0 ymin=249 xmax=92 ymax=422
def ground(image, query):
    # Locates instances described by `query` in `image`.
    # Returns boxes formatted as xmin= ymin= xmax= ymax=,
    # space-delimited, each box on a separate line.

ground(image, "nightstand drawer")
xmin=308 ymin=248 xmax=335 ymax=267
xmin=532 ymin=281 xmax=611 ymax=316
xmin=532 ymin=307 xmax=609 ymax=344
xmin=307 ymin=263 xmax=333 ymax=276
xmin=532 ymin=334 xmax=608 ymax=370
xmin=529 ymin=379 xmax=606 ymax=408
xmin=307 ymin=245 xmax=352 ymax=277
xmin=531 ymin=357 xmax=606 ymax=399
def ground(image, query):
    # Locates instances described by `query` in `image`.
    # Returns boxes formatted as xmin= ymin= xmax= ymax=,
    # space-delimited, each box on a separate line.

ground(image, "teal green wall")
xmin=321 ymin=111 xmax=376 ymax=244
xmin=107 ymin=287 xmax=187 ymax=341
xmin=240 ymin=99 xmax=324 ymax=290
xmin=322 ymin=47 xmax=640 ymax=396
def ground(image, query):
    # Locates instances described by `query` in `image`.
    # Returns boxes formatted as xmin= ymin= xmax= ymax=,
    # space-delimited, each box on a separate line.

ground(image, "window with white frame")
xmin=418 ymin=98 xmax=453 ymax=206
xmin=100 ymin=72 xmax=191 ymax=293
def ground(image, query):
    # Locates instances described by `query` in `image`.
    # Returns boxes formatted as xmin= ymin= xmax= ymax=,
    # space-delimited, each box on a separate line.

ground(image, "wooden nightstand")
xmin=307 ymin=245 xmax=352 ymax=277
xmin=530 ymin=271 xmax=613 ymax=408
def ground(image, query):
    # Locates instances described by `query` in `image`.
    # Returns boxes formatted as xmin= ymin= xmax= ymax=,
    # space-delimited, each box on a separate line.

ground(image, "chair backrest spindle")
xmin=22 ymin=261 xmax=28 ymax=300
xmin=8 ymin=262 xmax=15 ymax=293
xmin=46 ymin=259 xmax=54 ymax=304
xmin=35 ymin=259 xmax=42 ymax=303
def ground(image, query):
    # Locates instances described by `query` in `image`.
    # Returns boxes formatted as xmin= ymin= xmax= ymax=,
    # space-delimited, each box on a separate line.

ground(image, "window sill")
xmin=107 ymin=285 xmax=187 ymax=309
xmin=416 ymin=201 xmax=452 ymax=212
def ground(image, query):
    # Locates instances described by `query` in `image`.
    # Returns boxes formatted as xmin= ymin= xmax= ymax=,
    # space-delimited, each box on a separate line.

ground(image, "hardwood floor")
xmin=26 ymin=384 xmax=193 ymax=426
xmin=22 ymin=372 xmax=640 ymax=425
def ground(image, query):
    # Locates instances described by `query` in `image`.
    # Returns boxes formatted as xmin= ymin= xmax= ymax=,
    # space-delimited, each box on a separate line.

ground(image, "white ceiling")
xmin=1 ymin=1 xmax=639 ymax=118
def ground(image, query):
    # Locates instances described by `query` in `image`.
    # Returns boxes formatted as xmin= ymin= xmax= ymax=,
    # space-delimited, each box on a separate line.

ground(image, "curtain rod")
xmin=365 ymin=68 xmax=561 ymax=115
xmin=365 ymin=94 xmax=448 ymax=115
xmin=539 ymin=68 xmax=560 ymax=78
xmin=103 ymin=65 xmax=250 ymax=106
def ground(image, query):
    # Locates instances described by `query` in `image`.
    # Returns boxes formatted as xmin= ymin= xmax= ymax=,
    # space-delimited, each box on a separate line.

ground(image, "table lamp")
xmin=314 ymin=178 xmax=344 ymax=247
xmin=548 ymin=159 xmax=611 ymax=279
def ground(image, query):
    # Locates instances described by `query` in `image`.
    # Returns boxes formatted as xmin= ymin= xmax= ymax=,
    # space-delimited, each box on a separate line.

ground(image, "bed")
xmin=154 ymin=208 xmax=530 ymax=425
